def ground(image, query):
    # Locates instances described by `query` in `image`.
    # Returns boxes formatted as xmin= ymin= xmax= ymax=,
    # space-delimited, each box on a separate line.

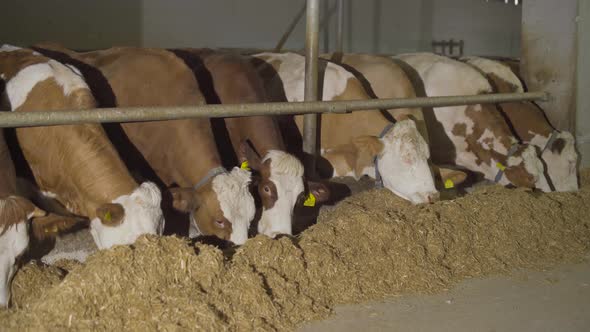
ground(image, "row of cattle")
xmin=0 ymin=44 xmax=578 ymax=307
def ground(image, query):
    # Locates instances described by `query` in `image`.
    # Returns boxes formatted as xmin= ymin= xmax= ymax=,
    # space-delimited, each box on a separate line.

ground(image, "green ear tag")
xmin=104 ymin=211 xmax=112 ymax=222
xmin=496 ymin=162 xmax=506 ymax=171
xmin=444 ymin=179 xmax=455 ymax=189
xmin=303 ymin=193 xmax=316 ymax=207
xmin=241 ymin=161 xmax=251 ymax=171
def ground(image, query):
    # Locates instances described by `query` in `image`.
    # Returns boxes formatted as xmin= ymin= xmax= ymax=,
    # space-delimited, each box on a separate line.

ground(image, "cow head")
xmin=171 ymin=168 xmax=255 ymax=245
xmin=541 ymin=131 xmax=579 ymax=192
xmin=354 ymin=119 xmax=439 ymax=204
xmin=503 ymin=145 xmax=551 ymax=191
xmin=90 ymin=182 xmax=164 ymax=250
xmin=238 ymin=143 xmax=329 ymax=238
xmin=0 ymin=196 xmax=45 ymax=307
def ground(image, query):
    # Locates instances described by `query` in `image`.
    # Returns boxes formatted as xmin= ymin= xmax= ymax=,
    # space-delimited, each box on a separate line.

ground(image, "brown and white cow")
xmin=252 ymin=52 xmax=439 ymax=204
xmin=395 ymin=53 xmax=551 ymax=191
xmin=32 ymin=45 xmax=256 ymax=244
xmin=462 ymin=56 xmax=578 ymax=191
xmin=319 ymin=53 xmax=468 ymax=188
xmin=172 ymin=49 xmax=330 ymax=238
xmin=0 ymin=129 xmax=48 ymax=307
xmin=1 ymin=45 xmax=165 ymax=250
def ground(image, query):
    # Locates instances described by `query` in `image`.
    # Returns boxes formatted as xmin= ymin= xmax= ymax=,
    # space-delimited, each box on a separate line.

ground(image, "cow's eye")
xmin=214 ymin=220 xmax=225 ymax=228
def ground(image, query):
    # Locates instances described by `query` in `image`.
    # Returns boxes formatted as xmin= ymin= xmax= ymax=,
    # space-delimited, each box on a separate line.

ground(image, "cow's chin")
xmin=90 ymin=183 xmax=164 ymax=250
xmin=0 ymin=222 xmax=29 ymax=308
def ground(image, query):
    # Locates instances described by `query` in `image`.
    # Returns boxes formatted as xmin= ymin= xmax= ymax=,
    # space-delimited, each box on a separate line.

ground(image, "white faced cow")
xmin=395 ymin=53 xmax=551 ymax=191
xmin=253 ymin=52 xmax=439 ymax=204
xmin=462 ymin=56 xmax=579 ymax=191
xmin=1 ymin=45 xmax=165 ymax=250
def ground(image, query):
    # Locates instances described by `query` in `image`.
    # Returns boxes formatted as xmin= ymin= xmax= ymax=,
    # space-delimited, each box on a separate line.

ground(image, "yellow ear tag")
xmin=303 ymin=193 xmax=316 ymax=207
xmin=104 ymin=211 xmax=112 ymax=222
xmin=496 ymin=162 xmax=506 ymax=171
xmin=240 ymin=161 xmax=251 ymax=171
xmin=444 ymin=179 xmax=454 ymax=189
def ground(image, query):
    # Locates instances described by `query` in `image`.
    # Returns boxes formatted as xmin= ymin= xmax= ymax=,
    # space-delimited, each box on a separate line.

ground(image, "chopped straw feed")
xmin=2 ymin=171 xmax=590 ymax=331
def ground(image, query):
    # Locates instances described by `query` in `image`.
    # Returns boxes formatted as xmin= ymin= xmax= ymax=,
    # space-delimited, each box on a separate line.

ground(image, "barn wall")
xmin=140 ymin=0 xmax=521 ymax=57
xmin=522 ymin=0 xmax=578 ymax=132
xmin=577 ymin=0 xmax=590 ymax=167
xmin=0 ymin=0 xmax=142 ymax=50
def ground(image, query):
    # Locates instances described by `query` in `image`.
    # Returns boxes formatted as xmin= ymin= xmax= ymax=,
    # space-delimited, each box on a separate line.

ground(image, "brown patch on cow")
xmin=0 ymin=48 xmax=47 ymax=81
xmin=31 ymin=214 xmax=87 ymax=240
xmin=3 ymin=52 xmax=138 ymax=218
xmin=193 ymin=182 xmax=233 ymax=241
xmin=452 ymin=123 xmax=467 ymax=137
xmin=463 ymin=104 xmax=515 ymax=166
xmin=504 ymin=164 xmax=536 ymax=189
xmin=96 ymin=203 xmax=125 ymax=227
xmin=0 ymin=196 xmax=44 ymax=235
xmin=257 ymin=159 xmax=278 ymax=210
xmin=550 ymin=138 xmax=566 ymax=154
xmin=486 ymin=72 xmax=520 ymax=93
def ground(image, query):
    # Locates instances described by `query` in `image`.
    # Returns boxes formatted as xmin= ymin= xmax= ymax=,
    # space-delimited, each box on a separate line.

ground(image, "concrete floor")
xmin=301 ymin=258 xmax=590 ymax=332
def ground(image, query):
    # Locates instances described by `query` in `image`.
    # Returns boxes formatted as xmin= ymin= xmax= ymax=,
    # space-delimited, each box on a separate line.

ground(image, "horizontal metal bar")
xmin=0 ymin=91 xmax=548 ymax=128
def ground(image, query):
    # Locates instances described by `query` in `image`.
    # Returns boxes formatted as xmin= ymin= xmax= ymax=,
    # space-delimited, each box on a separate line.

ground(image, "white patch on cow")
xmin=377 ymin=119 xmax=438 ymax=204
xmin=477 ymin=128 xmax=497 ymax=151
xmin=5 ymin=59 xmax=89 ymax=111
xmin=462 ymin=57 xmax=524 ymax=93
xmin=257 ymin=150 xmax=305 ymax=238
xmin=253 ymin=52 xmax=352 ymax=102
xmin=507 ymin=145 xmax=551 ymax=192
xmin=0 ymin=221 xmax=29 ymax=307
xmin=89 ymin=182 xmax=164 ymax=250
xmin=41 ymin=191 xmax=58 ymax=199
xmin=541 ymin=131 xmax=579 ymax=192
xmin=5 ymin=63 xmax=53 ymax=111
xmin=212 ymin=167 xmax=255 ymax=245
xmin=47 ymin=60 xmax=88 ymax=96
xmin=0 ymin=44 xmax=22 ymax=53
xmin=528 ymin=132 xmax=549 ymax=148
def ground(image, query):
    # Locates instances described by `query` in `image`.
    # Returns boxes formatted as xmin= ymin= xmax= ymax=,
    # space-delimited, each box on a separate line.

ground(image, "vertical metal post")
xmin=336 ymin=0 xmax=344 ymax=53
xmin=303 ymin=0 xmax=320 ymax=176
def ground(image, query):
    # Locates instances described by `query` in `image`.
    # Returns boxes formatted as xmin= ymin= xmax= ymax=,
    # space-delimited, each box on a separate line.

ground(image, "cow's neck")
xmin=226 ymin=116 xmax=286 ymax=157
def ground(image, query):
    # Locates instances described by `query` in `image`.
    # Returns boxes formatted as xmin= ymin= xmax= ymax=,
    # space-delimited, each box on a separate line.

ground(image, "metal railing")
xmin=0 ymin=92 xmax=547 ymax=128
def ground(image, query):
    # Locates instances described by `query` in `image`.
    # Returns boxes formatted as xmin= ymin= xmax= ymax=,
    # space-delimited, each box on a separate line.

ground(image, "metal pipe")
xmin=303 ymin=0 xmax=321 ymax=176
xmin=336 ymin=0 xmax=344 ymax=53
xmin=0 ymin=92 xmax=548 ymax=128
xmin=274 ymin=2 xmax=307 ymax=52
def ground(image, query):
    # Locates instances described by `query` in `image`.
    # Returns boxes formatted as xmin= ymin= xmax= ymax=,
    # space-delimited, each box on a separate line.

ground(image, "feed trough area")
xmin=2 ymin=170 xmax=589 ymax=330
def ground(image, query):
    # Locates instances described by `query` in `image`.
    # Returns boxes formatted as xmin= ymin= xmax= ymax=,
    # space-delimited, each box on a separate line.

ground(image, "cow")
xmin=319 ymin=53 xmax=468 ymax=188
xmin=0 ymin=129 xmax=49 ymax=308
xmin=252 ymin=52 xmax=440 ymax=204
xmin=1 ymin=45 xmax=165 ymax=250
xmin=394 ymin=53 xmax=551 ymax=191
xmin=32 ymin=45 xmax=256 ymax=244
xmin=171 ymin=49 xmax=331 ymax=238
xmin=461 ymin=56 xmax=579 ymax=191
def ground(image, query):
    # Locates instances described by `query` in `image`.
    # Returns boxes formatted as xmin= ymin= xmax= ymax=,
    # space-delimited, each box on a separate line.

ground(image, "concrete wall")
xmin=577 ymin=0 xmax=590 ymax=167
xmin=0 ymin=0 xmax=142 ymax=50
xmin=1 ymin=0 xmax=521 ymax=57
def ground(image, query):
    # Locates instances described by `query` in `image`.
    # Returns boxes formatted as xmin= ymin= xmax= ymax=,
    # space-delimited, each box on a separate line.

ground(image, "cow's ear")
xmin=169 ymin=187 xmax=200 ymax=213
xmin=238 ymin=140 xmax=262 ymax=170
xmin=307 ymin=181 xmax=331 ymax=203
xmin=96 ymin=203 xmax=125 ymax=226
xmin=432 ymin=165 xmax=467 ymax=187
xmin=352 ymin=136 xmax=384 ymax=157
xmin=31 ymin=214 xmax=87 ymax=240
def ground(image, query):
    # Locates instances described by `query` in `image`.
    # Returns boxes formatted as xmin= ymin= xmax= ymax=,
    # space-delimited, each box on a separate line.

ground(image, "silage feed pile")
xmin=2 ymin=171 xmax=590 ymax=331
